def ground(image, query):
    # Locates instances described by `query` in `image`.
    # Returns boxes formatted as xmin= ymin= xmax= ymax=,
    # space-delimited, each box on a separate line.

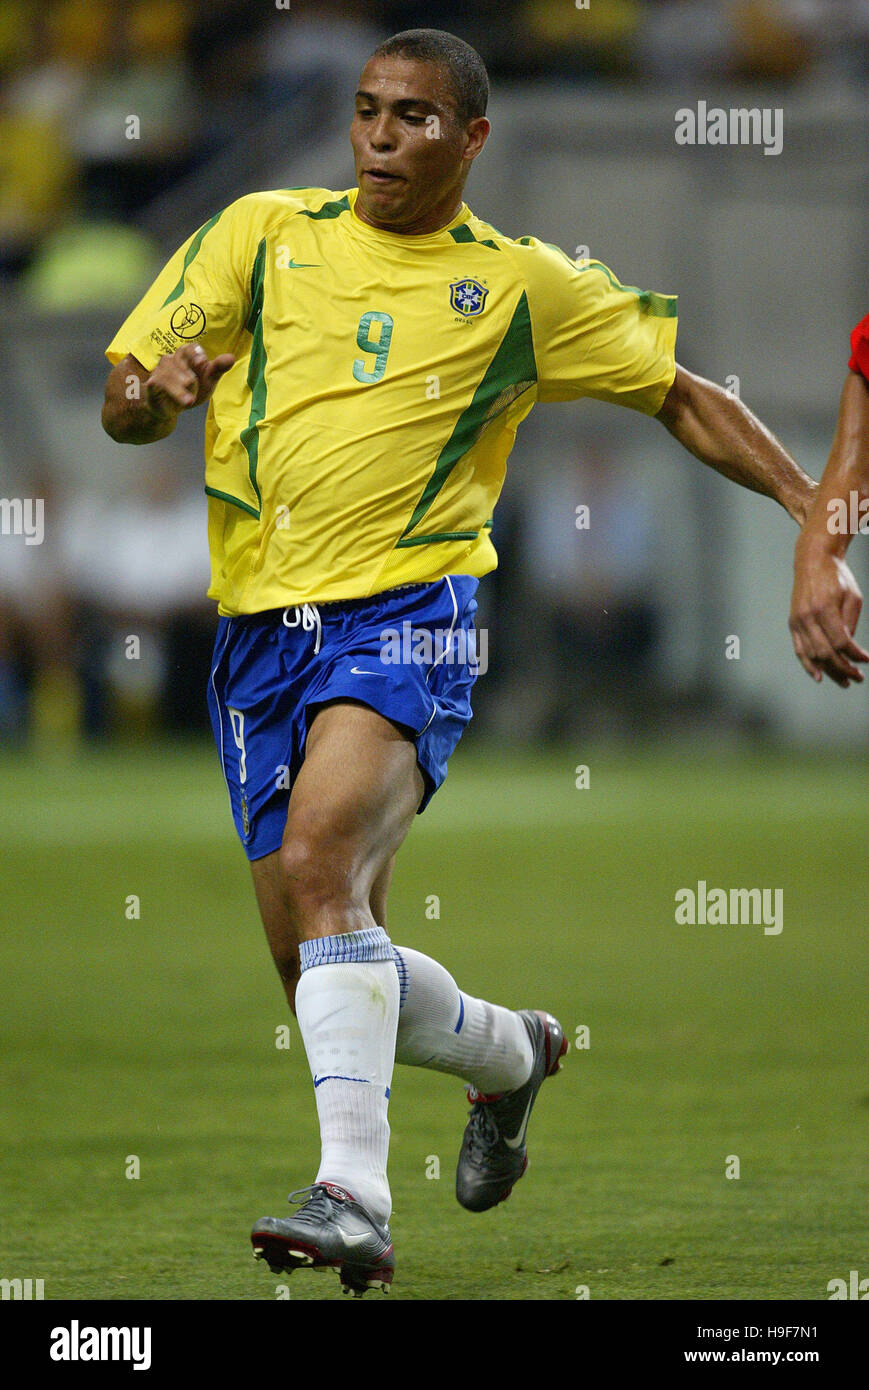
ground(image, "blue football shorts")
xmin=207 ymin=575 xmax=481 ymax=860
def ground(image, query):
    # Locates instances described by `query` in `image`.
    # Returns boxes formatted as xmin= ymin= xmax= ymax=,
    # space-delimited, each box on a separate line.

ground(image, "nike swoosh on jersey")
xmin=286 ymin=259 xmax=321 ymax=268
xmin=350 ymin=666 xmax=388 ymax=676
xmin=503 ymin=1095 xmax=535 ymax=1150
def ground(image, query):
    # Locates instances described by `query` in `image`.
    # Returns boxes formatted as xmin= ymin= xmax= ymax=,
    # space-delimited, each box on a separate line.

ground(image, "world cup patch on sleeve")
xmin=169 ymin=303 xmax=207 ymax=339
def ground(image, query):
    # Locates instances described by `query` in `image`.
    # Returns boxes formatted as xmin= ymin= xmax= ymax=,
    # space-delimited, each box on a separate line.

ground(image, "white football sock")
xmin=295 ymin=927 xmax=398 ymax=1226
xmin=392 ymin=945 xmax=533 ymax=1094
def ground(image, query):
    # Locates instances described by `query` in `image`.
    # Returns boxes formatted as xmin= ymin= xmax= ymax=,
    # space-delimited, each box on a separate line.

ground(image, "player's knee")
xmin=276 ymin=832 xmax=359 ymax=917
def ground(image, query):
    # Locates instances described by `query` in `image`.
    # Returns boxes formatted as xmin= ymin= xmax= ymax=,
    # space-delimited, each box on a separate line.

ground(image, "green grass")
xmin=0 ymin=740 xmax=866 ymax=1300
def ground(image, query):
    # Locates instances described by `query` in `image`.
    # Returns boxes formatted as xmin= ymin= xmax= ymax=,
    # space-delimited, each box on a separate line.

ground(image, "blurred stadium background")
xmin=1 ymin=0 xmax=868 ymax=1302
xmin=1 ymin=0 xmax=867 ymax=746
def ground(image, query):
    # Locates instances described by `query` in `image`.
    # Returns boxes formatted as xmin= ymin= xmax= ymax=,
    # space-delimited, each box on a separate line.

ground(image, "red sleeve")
xmin=848 ymin=313 xmax=869 ymax=381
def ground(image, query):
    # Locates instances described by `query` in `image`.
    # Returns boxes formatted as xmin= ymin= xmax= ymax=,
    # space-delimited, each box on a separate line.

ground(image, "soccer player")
xmin=789 ymin=313 xmax=869 ymax=687
xmin=102 ymin=29 xmax=817 ymax=1296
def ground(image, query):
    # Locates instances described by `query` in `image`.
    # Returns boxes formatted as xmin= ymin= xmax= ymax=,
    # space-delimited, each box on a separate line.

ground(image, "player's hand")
xmin=144 ymin=345 xmax=235 ymax=420
xmin=789 ymin=547 xmax=868 ymax=687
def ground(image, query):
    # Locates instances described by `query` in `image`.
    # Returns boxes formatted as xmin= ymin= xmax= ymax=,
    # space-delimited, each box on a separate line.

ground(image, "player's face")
xmin=351 ymin=56 xmax=488 ymax=236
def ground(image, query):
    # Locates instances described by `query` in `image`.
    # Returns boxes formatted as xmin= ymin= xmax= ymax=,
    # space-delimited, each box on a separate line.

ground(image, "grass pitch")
xmin=0 ymin=739 xmax=866 ymax=1301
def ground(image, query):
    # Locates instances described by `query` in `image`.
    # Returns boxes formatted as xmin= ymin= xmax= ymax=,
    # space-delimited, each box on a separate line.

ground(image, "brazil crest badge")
xmin=450 ymin=278 xmax=489 ymax=317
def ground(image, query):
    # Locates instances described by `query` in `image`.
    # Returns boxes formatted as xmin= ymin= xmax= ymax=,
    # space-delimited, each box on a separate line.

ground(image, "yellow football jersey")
xmin=106 ymin=186 xmax=677 ymax=614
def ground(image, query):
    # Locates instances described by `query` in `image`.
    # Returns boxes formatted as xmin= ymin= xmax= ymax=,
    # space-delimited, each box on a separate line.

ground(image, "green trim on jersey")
xmin=396 ymin=530 xmax=479 ymax=547
xmin=578 ymin=259 xmax=678 ymax=318
xmin=298 ymin=195 xmax=351 ymax=220
xmin=449 ymin=224 xmax=501 ymax=251
xmin=396 ymin=291 xmax=537 ymax=547
xmin=204 ymin=485 xmax=261 ymax=519
xmin=244 ymin=239 xmax=266 ymax=335
xmin=161 ymin=209 xmax=225 ymax=308
xmin=539 ymin=241 xmax=677 ymax=319
xmin=239 ymin=238 xmax=268 ymax=512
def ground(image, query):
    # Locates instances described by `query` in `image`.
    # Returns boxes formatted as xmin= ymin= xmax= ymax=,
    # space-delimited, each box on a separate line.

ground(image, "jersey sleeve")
xmin=848 ymin=312 xmax=869 ymax=382
xmin=519 ymin=238 xmax=678 ymax=413
xmin=105 ymin=198 xmax=255 ymax=371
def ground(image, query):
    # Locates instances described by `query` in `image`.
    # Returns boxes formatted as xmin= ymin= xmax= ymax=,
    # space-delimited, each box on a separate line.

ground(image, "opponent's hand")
xmin=789 ymin=547 xmax=868 ymax=686
xmin=144 ymin=344 xmax=235 ymax=420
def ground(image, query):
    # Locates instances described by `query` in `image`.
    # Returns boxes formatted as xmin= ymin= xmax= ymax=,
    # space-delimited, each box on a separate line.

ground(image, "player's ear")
xmin=463 ymin=116 xmax=490 ymax=162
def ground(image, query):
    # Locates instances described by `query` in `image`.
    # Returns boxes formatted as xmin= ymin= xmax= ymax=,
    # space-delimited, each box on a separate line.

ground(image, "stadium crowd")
xmin=2 ymin=0 xmax=865 ymax=284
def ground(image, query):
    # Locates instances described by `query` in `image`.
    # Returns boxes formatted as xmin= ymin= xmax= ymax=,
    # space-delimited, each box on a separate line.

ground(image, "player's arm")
xmin=788 ymin=368 xmax=869 ymax=686
xmin=655 ymin=365 xmax=817 ymax=526
xmin=102 ymin=346 xmax=235 ymax=445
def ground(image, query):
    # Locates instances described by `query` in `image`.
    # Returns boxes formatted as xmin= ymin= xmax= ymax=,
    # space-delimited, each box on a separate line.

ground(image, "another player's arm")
xmin=655 ymin=365 xmax=817 ymax=526
xmin=102 ymin=345 xmax=235 ymax=445
xmin=788 ymin=369 xmax=869 ymax=686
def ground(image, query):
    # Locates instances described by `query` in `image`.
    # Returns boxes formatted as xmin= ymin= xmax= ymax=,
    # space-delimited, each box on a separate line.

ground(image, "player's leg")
xmin=371 ymin=857 xmax=548 ymax=1098
xmin=259 ymin=821 xmax=549 ymax=1100
xmin=249 ymin=849 xmax=395 ymax=1013
xmin=250 ymin=699 xmax=422 ymax=1292
xmin=388 ymin=944 xmax=568 ymax=1211
xmin=253 ymin=774 xmax=564 ymax=1230
xmin=249 ymin=704 xmax=422 ymax=997
xmin=273 ymin=697 xmax=425 ymax=933
xmin=371 ymin=864 xmax=569 ymax=1211
xmin=391 ymin=945 xmax=533 ymax=1089
xmin=239 ymin=572 xmax=565 ymax=1235
xmin=249 ymin=856 xmax=303 ymax=1009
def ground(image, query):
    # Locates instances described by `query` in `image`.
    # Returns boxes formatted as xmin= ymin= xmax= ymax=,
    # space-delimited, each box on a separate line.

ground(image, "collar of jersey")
xmin=347 ymin=187 xmax=472 ymax=247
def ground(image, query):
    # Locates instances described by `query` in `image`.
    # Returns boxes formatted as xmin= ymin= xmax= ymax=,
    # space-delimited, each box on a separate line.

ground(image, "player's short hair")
xmin=371 ymin=29 xmax=489 ymax=126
